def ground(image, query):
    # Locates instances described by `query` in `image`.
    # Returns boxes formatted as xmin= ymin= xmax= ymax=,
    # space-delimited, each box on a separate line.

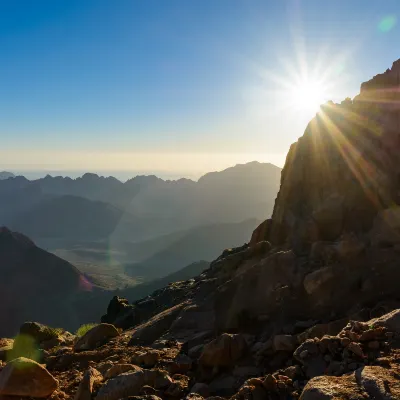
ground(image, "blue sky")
xmin=1 ymin=0 xmax=399 ymax=178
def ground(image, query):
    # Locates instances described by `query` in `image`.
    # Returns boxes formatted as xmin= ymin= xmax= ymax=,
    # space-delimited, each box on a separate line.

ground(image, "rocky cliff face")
xmin=269 ymin=59 xmax=400 ymax=250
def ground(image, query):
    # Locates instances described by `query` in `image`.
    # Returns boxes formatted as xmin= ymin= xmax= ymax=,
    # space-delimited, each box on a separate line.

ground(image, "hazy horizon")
xmin=3 ymin=158 xmax=282 ymax=182
xmin=1 ymin=1 xmax=399 ymax=173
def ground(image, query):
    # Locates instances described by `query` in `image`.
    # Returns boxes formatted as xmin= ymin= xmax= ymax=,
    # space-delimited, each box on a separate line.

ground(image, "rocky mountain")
xmin=3 ymin=59 xmax=400 ymax=400
xmin=0 ymin=58 xmax=394 ymax=400
xmin=0 ymin=227 xmax=98 ymax=337
xmin=0 ymin=171 xmax=15 ymax=180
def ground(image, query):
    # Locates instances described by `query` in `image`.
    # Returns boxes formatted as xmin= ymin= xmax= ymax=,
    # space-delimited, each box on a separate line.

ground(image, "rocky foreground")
xmin=1 ymin=305 xmax=400 ymax=399
xmin=2 ymin=60 xmax=400 ymax=399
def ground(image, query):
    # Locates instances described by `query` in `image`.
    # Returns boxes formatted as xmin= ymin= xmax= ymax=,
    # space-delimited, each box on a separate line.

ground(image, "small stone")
xmin=263 ymin=374 xmax=277 ymax=391
xmin=348 ymin=342 xmax=364 ymax=358
xmin=105 ymin=364 xmax=142 ymax=379
xmin=277 ymin=381 xmax=287 ymax=390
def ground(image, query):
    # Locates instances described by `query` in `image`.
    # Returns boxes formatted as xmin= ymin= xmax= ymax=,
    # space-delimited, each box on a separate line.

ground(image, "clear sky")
xmin=1 ymin=0 xmax=399 ymax=179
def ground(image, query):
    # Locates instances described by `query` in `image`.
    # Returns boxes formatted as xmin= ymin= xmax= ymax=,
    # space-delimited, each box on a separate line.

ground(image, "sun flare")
xmin=289 ymin=78 xmax=328 ymax=115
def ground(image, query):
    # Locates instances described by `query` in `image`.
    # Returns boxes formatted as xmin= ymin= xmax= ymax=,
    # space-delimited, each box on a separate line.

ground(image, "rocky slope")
xmin=2 ymin=61 xmax=400 ymax=399
xmin=0 ymin=227 xmax=98 ymax=337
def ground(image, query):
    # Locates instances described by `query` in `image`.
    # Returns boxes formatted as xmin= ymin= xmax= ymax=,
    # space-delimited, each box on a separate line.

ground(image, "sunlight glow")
xmin=288 ymin=78 xmax=329 ymax=115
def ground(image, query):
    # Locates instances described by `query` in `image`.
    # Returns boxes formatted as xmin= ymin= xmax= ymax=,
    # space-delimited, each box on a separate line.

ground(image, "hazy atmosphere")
xmin=1 ymin=0 xmax=399 ymax=178
xmin=2 ymin=1 xmax=400 ymax=398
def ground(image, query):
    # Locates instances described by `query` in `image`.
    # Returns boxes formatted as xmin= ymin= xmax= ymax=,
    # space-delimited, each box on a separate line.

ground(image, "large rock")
xmin=104 ymin=364 xmax=142 ymax=379
xmin=19 ymin=321 xmax=57 ymax=344
xmin=96 ymin=369 xmax=172 ymax=400
xmin=300 ymin=366 xmax=400 ymax=400
xmin=199 ymin=333 xmax=247 ymax=367
xmin=129 ymin=303 xmax=186 ymax=346
xmin=370 ymin=308 xmax=400 ymax=332
xmin=96 ymin=370 xmax=145 ymax=400
xmin=74 ymin=367 xmax=103 ymax=400
xmin=74 ymin=323 xmax=119 ymax=351
xmin=0 ymin=357 xmax=58 ymax=397
xmin=101 ymin=296 xmax=135 ymax=329
xmin=303 ymin=266 xmax=335 ymax=296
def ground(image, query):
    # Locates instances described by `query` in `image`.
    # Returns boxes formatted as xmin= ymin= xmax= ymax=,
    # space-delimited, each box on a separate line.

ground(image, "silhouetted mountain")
xmin=0 ymin=171 xmax=15 ymax=180
xmin=127 ymin=162 xmax=281 ymax=233
xmin=0 ymin=162 xmax=281 ymax=243
xmin=125 ymin=218 xmax=260 ymax=279
xmin=0 ymin=227 xmax=96 ymax=336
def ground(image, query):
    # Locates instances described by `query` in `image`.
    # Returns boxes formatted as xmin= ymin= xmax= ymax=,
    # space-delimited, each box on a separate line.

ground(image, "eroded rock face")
xmin=268 ymin=60 xmax=400 ymax=250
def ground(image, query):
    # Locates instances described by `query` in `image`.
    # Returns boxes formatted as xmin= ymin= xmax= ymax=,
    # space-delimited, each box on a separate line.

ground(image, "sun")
xmin=288 ymin=78 xmax=328 ymax=115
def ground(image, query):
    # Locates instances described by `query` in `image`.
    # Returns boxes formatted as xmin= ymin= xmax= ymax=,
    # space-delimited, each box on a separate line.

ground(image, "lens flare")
xmin=378 ymin=15 xmax=397 ymax=32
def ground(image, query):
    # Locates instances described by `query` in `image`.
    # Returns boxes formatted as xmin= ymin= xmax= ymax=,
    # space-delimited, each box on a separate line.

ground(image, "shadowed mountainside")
xmin=125 ymin=218 xmax=260 ymax=280
xmin=0 ymin=227 xmax=98 ymax=337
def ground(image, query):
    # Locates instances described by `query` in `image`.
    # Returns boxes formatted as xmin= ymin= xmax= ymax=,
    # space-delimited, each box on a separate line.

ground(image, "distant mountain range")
xmin=1 ymin=162 xmax=281 ymax=242
xmin=0 ymin=162 xmax=281 ymax=291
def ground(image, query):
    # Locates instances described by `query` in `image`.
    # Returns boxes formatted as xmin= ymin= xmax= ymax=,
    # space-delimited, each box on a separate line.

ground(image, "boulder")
xmin=132 ymin=350 xmax=161 ymax=367
xmin=129 ymin=303 xmax=186 ymax=346
xmin=101 ymin=296 xmax=135 ymax=329
xmin=19 ymin=321 xmax=57 ymax=343
xmin=272 ymin=334 xmax=297 ymax=352
xmin=369 ymin=308 xmax=400 ymax=333
xmin=199 ymin=333 xmax=247 ymax=367
xmin=143 ymin=369 xmax=173 ymax=390
xmin=104 ymin=364 xmax=142 ymax=380
xmin=96 ymin=370 xmax=145 ymax=400
xmin=300 ymin=366 xmax=400 ymax=400
xmin=0 ymin=357 xmax=58 ymax=397
xmin=303 ymin=266 xmax=335 ymax=296
xmin=74 ymin=323 xmax=119 ymax=351
xmin=74 ymin=367 xmax=103 ymax=400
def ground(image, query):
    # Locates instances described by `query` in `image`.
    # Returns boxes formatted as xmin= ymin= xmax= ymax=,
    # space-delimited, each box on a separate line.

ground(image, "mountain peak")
xmin=0 ymin=171 xmax=15 ymax=180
